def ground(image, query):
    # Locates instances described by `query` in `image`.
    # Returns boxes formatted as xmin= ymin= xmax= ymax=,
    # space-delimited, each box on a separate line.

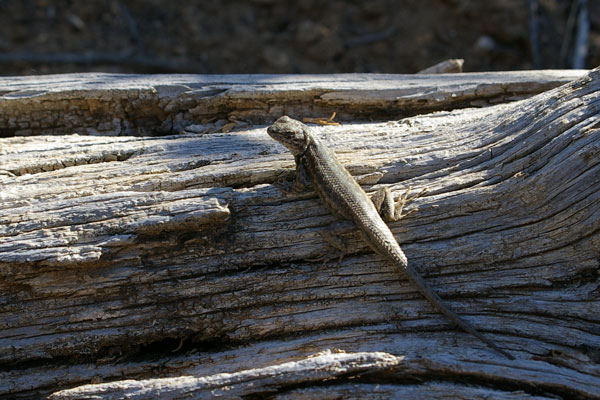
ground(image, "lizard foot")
xmin=394 ymin=186 xmax=427 ymax=220
xmin=274 ymin=176 xmax=295 ymax=194
xmin=306 ymin=222 xmax=355 ymax=266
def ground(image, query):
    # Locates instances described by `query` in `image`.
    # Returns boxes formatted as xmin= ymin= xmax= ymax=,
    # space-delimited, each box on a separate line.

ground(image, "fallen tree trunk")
xmin=1 ymin=69 xmax=599 ymax=399
xmin=0 ymin=69 xmax=585 ymax=137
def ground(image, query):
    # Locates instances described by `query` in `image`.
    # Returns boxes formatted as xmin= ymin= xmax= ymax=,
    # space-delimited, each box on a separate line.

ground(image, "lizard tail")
xmin=403 ymin=265 xmax=515 ymax=360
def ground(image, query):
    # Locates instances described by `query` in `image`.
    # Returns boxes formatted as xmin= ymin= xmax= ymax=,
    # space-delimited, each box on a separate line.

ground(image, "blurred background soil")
xmin=0 ymin=0 xmax=598 ymax=75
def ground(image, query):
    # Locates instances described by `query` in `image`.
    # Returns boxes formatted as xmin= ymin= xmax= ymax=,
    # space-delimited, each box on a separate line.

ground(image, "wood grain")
xmin=0 ymin=70 xmax=586 ymax=136
xmin=1 ymin=69 xmax=599 ymax=398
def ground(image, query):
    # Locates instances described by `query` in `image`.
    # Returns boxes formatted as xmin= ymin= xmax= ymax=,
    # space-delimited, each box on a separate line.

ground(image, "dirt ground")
xmin=0 ymin=0 xmax=598 ymax=75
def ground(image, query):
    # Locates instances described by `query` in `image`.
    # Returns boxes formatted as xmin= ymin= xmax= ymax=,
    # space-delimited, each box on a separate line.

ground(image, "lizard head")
xmin=267 ymin=116 xmax=311 ymax=156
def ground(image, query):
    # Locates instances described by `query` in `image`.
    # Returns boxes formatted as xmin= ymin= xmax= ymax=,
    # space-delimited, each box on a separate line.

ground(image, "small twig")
xmin=559 ymin=0 xmax=580 ymax=68
xmin=529 ymin=0 xmax=542 ymax=69
xmin=303 ymin=112 xmax=340 ymax=126
xmin=171 ymin=337 xmax=184 ymax=352
xmin=118 ymin=1 xmax=145 ymax=55
xmin=572 ymin=0 xmax=589 ymax=69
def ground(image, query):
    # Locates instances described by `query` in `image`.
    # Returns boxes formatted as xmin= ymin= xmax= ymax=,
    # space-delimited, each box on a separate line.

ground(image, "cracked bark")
xmin=1 ymin=69 xmax=599 ymax=399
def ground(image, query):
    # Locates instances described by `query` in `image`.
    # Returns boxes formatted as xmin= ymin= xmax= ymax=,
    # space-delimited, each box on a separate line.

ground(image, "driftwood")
xmin=1 ymin=69 xmax=599 ymax=399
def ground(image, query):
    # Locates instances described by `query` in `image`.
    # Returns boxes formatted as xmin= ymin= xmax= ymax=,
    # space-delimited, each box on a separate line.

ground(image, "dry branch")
xmin=417 ymin=58 xmax=464 ymax=74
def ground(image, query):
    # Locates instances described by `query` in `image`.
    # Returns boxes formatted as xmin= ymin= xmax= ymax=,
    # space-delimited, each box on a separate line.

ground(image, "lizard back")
xmin=301 ymin=134 xmax=409 ymax=266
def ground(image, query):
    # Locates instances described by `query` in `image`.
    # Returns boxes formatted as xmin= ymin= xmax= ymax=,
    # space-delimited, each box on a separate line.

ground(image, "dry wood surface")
xmin=0 ymin=69 xmax=585 ymax=137
xmin=0 ymin=69 xmax=598 ymax=399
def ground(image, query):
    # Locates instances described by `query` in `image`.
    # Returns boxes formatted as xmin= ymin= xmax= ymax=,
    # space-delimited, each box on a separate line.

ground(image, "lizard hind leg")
xmin=306 ymin=221 xmax=355 ymax=265
xmin=370 ymin=186 xmax=427 ymax=222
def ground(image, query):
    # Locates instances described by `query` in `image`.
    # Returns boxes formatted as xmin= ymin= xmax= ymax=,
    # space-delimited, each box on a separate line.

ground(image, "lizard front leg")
xmin=292 ymin=155 xmax=312 ymax=193
xmin=275 ymin=155 xmax=312 ymax=194
xmin=282 ymin=157 xmax=353 ymax=263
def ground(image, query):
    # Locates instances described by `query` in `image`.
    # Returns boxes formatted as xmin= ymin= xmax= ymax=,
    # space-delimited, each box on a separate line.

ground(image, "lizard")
xmin=267 ymin=115 xmax=514 ymax=360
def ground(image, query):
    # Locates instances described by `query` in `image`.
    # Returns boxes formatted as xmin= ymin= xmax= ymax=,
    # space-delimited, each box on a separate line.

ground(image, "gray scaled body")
xmin=267 ymin=116 xmax=513 ymax=360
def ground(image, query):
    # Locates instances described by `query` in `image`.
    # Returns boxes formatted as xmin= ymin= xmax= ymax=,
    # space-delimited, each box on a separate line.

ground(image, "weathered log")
xmin=0 ymin=70 xmax=585 ymax=137
xmin=1 ymin=69 xmax=599 ymax=398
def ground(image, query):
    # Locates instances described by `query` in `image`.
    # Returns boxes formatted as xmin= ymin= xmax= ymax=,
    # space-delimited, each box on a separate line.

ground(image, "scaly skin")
xmin=267 ymin=116 xmax=513 ymax=360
